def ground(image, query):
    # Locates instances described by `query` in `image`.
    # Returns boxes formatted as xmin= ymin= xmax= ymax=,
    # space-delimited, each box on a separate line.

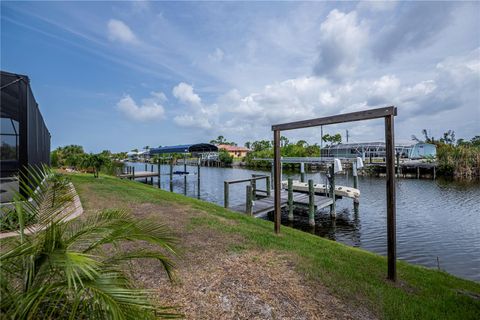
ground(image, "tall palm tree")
xmin=0 ymin=167 xmax=179 ymax=319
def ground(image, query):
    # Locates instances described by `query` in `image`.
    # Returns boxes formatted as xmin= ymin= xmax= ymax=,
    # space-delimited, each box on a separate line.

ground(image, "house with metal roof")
xmin=149 ymin=143 xmax=218 ymax=155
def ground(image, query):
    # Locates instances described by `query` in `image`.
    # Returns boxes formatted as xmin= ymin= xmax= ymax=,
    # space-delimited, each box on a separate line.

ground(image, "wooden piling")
xmin=224 ymin=181 xmax=229 ymax=208
xmin=183 ymin=154 xmax=187 ymax=195
xmin=396 ymin=153 xmax=400 ymax=178
xmin=300 ymin=162 xmax=305 ymax=182
xmin=308 ymin=179 xmax=315 ymax=226
xmin=288 ymin=178 xmax=294 ymax=221
xmin=433 ymin=166 xmax=436 ymax=180
xmin=271 ymin=165 xmax=274 ymax=191
xmin=352 ymin=162 xmax=359 ymax=208
xmin=246 ymin=185 xmax=253 ymax=215
xmin=251 ymin=178 xmax=257 ymax=199
xmin=273 ymin=129 xmax=281 ymax=234
xmin=169 ymin=161 xmax=173 ymax=192
xmin=132 ymin=167 xmax=135 ymax=180
xmin=197 ymin=158 xmax=201 ymax=196
xmin=266 ymin=176 xmax=271 ymax=197
xmin=329 ymin=165 xmax=336 ymax=218
xmin=385 ymin=114 xmax=397 ymax=282
xmin=157 ymin=159 xmax=161 ymax=188
xmin=417 ymin=166 xmax=420 ymax=179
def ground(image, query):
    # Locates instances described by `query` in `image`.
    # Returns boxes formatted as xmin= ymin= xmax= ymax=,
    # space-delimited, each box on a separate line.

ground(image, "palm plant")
xmin=0 ymin=167 xmax=180 ymax=319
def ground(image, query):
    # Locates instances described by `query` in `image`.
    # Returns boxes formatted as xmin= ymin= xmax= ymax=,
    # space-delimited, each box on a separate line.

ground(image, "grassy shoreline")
xmin=70 ymin=173 xmax=480 ymax=319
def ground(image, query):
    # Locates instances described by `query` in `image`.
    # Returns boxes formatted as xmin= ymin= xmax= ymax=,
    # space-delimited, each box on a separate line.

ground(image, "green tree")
xmin=280 ymin=136 xmax=290 ymax=147
xmin=218 ymin=149 xmax=233 ymax=165
xmin=322 ymin=133 xmax=342 ymax=145
xmin=412 ymin=129 xmax=436 ymax=144
xmin=440 ymin=130 xmax=456 ymax=145
xmin=210 ymin=136 xmax=237 ymax=146
xmin=251 ymin=140 xmax=271 ymax=152
xmin=50 ymin=150 xmax=60 ymax=167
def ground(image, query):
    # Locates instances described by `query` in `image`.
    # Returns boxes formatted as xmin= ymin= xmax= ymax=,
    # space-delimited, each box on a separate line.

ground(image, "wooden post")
xmin=329 ymin=164 xmax=336 ymax=218
xmin=385 ymin=114 xmax=397 ymax=282
xmin=273 ymin=130 xmax=281 ymax=234
xmin=280 ymin=157 xmax=283 ymax=183
xmin=308 ymin=179 xmax=315 ymax=226
xmin=251 ymin=177 xmax=257 ymax=199
xmin=184 ymin=154 xmax=187 ymax=195
xmin=353 ymin=162 xmax=359 ymax=189
xmin=271 ymin=165 xmax=274 ymax=190
xmin=246 ymin=185 xmax=253 ymax=215
xmin=224 ymin=181 xmax=229 ymax=208
xmin=353 ymin=161 xmax=359 ymax=208
xmin=157 ymin=159 xmax=161 ymax=188
xmin=266 ymin=176 xmax=271 ymax=197
xmin=288 ymin=178 xmax=294 ymax=221
xmin=145 ymin=163 xmax=147 ymax=171
xmin=132 ymin=167 xmax=135 ymax=180
xmin=197 ymin=158 xmax=201 ymax=197
xmin=169 ymin=160 xmax=173 ymax=192
xmin=396 ymin=153 xmax=400 ymax=178
xmin=433 ymin=166 xmax=436 ymax=180
xmin=300 ymin=162 xmax=305 ymax=182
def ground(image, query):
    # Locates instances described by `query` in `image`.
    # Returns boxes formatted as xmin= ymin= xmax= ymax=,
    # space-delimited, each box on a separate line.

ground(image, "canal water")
xmin=127 ymin=162 xmax=480 ymax=282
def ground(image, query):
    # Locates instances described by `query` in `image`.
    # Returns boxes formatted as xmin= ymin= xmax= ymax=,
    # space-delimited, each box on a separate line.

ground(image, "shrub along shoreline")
xmin=70 ymin=173 xmax=480 ymax=319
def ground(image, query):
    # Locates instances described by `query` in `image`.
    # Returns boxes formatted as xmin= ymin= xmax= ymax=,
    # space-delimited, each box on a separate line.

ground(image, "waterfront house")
xmin=320 ymin=142 xmax=436 ymax=160
xmin=217 ymin=144 xmax=250 ymax=158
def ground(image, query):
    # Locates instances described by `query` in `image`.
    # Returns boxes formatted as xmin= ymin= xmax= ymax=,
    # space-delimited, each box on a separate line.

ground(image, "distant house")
xmin=1 ymin=71 xmax=51 ymax=203
xmin=320 ymin=142 xmax=436 ymax=160
xmin=217 ymin=144 xmax=250 ymax=158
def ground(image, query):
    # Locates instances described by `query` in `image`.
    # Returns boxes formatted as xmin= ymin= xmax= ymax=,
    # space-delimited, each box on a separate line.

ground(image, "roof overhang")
xmin=149 ymin=143 xmax=218 ymax=155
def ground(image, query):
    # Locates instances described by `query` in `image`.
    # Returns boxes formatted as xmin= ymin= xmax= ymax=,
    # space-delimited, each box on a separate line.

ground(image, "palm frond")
xmin=0 ymin=167 xmax=180 ymax=319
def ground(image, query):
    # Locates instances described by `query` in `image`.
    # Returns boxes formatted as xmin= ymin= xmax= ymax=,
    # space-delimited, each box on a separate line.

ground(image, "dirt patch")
xmin=75 ymin=181 xmax=375 ymax=319
xmin=148 ymin=250 xmax=376 ymax=319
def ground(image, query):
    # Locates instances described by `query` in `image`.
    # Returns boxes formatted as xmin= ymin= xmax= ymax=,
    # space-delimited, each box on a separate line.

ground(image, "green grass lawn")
xmin=70 ymin=173 xmax=480 ymax=320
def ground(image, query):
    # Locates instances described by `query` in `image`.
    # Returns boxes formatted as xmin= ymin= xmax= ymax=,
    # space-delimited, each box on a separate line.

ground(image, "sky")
xmin=1 ymin=1 xmax=479 ymax=153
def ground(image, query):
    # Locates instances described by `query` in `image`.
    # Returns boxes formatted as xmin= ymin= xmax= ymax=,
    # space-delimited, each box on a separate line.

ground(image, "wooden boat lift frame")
xmin=271 ymin=106 xmax=398 ymax=281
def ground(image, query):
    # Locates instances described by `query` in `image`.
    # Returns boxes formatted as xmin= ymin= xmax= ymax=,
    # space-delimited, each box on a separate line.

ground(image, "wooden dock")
xmin=229 ymin=190 xmax=333 ymax=216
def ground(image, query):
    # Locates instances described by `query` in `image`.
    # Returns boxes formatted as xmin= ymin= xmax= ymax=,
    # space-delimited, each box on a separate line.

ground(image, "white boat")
xmin=281 ymin=180 xmax=360 ymax=200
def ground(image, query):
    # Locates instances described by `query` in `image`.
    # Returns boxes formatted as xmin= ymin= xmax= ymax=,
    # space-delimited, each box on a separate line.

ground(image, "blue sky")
xmin=1 ymin=1 xmax=479 ymax=152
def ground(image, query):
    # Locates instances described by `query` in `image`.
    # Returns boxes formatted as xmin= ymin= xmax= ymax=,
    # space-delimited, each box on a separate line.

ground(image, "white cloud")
xmin=172 ymin=82 xmax=218 ymax=130
xmin=107 ymin=19 xmax=137 ymax=44
xmin=172 ymin=82 xmax=202 ymax=107
xmin=313 ymin=9 xmax=369 ymax=80
xmin=173 ymin=114 xmax=213 ymax=130
xmin=208 ymin=48 xmax=224 ymax=62
xmin=116 ymin=92 xmax=166 ymax=121
xmin=171 ymin=48 xmax=478 ymax=142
